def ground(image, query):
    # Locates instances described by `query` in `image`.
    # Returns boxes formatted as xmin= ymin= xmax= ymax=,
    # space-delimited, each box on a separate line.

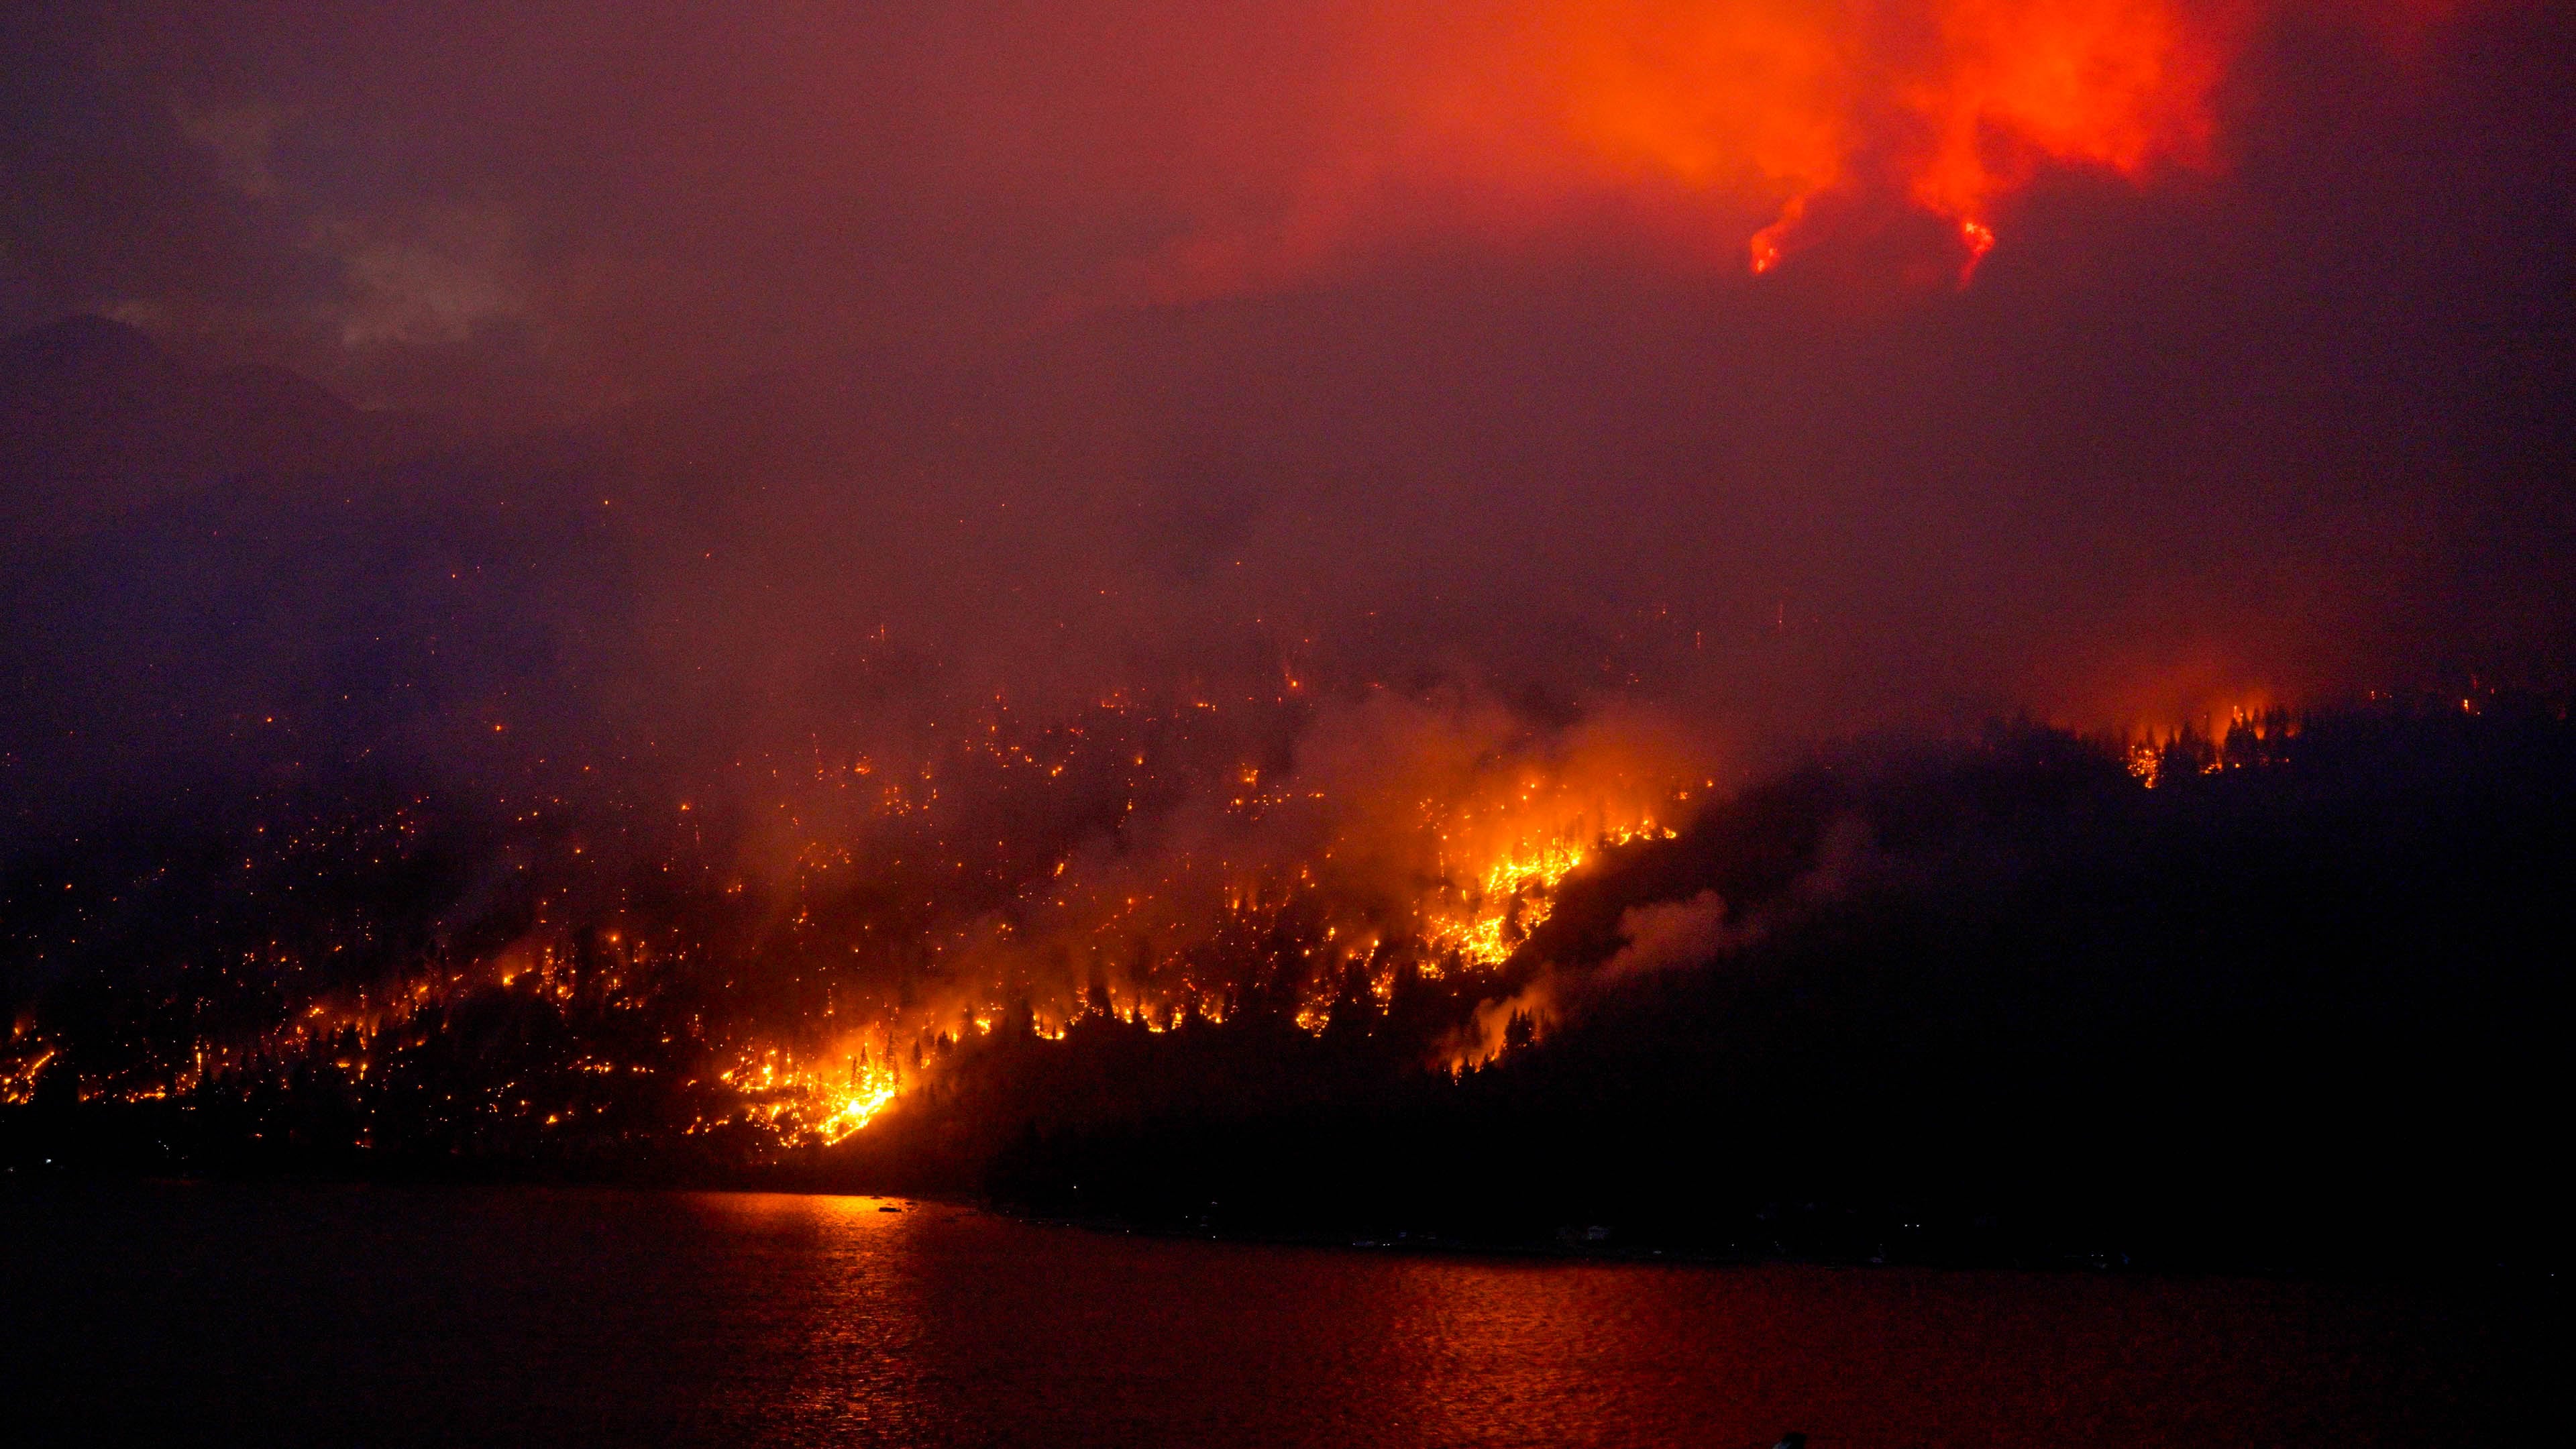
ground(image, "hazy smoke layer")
xmin=1 ymin=0 xmax=2570 ymax=822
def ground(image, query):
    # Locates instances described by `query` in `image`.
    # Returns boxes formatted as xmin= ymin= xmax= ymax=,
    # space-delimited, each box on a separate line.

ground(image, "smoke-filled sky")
xmin=3 ymin=0 xmax=2572 ymax=828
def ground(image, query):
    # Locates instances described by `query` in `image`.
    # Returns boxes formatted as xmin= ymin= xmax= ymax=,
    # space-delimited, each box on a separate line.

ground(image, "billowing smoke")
xmin=6 ymin=2 xmax=2567 ymax=767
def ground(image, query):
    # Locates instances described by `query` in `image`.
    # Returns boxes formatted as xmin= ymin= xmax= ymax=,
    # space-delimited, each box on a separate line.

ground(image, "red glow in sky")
xmin=1112 ymin=0 xmax=2371 ymax=299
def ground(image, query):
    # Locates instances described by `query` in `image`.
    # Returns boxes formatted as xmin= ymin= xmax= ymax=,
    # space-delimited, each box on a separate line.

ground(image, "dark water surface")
xmin=0 ymin=1181 xmax=2540 ymax=1446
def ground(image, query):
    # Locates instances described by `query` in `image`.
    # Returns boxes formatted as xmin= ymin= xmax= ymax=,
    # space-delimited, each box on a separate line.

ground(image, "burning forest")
xmin=1 ymin=3 xmax=2569 ymax=1442
xmin=2 ymin=685 xmax=1703 ymax=1174
xmin=8 ymin=680 xmax=2569 ymax=1270
xmin=1 ymin=0 xmax=2569 ymax=1274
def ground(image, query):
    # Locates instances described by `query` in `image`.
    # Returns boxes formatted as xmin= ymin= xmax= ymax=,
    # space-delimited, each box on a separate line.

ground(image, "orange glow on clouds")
xmin=1110 ymin=1 xmax=2462 ymax=301
xmin=1495 ymin=0 xmax=2240 ymax=274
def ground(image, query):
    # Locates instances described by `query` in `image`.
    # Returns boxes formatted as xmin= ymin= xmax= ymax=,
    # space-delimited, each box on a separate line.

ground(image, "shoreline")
xmin=7 ymin=1161 xmax=2557 ymax=1288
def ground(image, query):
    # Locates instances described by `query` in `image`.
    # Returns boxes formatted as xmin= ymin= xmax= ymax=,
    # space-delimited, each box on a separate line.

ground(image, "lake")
xmin=0 ymin=1180 xmax=2537 ymax=1446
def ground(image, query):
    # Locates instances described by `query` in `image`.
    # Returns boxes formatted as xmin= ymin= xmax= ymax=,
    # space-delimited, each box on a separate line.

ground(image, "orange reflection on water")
xmin=675 ymin=1196 xmax=2500 ymax=1446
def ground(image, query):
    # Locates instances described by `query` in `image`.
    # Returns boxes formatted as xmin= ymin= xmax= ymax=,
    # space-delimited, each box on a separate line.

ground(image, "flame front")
xmin=1426 ymin=819 xmax=1677 ymax=971
xmin=48 ymin=696 xmax=1701 ymax=1153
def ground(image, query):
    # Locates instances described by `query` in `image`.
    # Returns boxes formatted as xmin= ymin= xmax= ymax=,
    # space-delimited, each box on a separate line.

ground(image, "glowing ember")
xmin=1 ymin=689 xmax=1705 ymax=1159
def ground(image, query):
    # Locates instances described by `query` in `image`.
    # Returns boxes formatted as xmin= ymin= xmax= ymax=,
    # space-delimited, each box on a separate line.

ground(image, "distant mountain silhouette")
xmin=1 ymin=315 xmax=426 ymax=549
xmin=0 ymin=316 xmax=632 ymax=837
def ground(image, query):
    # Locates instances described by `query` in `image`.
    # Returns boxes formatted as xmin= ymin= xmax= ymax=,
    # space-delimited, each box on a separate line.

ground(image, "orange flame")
xmin=1085 ymin=2 xmax=2471 ymax=306
xmin=1527 ymin=0 xmax=2241 ymax=275
xmin=1118 ymin=1 xmax=2493 ymax=305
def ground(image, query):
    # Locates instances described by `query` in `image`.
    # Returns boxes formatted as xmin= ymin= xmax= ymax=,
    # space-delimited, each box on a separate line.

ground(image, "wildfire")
xmin=3 ymin=688 xmax=1703 ymax=1161
xmin=1 ymin=1043 xmax=56 ymax=1106
xmin=816 ymin=1078 xmax=900 ymax=1143
xmin=1425 ymin=820 xmax=1678 ymax=971
xmin=2124 ymin=700 xmax=2299 ymax=788
xmin=2126 ymin=740 xmax=2165 ymax=789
